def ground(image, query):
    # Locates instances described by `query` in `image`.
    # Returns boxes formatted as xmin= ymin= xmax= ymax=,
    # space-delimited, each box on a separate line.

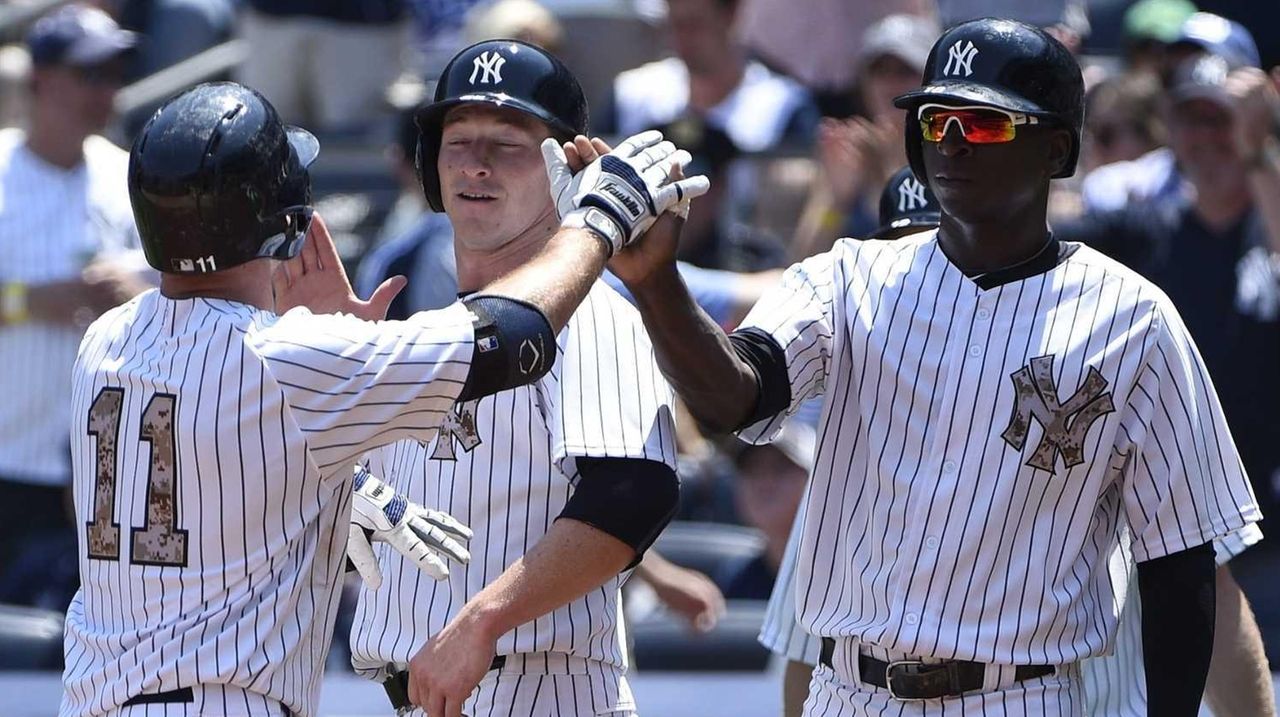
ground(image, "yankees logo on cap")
xmin=470 ymin=50 xmax=506 ymax=85
xmin=896 ymin=176 xmax=929 ymax=212
xmin=942 ymin=39 xmax=979 ymax=77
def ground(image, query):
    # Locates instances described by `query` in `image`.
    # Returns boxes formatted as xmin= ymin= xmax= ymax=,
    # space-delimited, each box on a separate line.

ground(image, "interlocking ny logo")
xmin=469 ymin=51 xmax=506 ymax=85
xmin=897 ymin=176 xmax=928 ymax=212
xmin=942 ymin=40 xmax=979 ymax=77
xmin=1001 ymin=355 xmax=1115 ymax=473
xmin=432 ymin=400 xmax=482 ymax=461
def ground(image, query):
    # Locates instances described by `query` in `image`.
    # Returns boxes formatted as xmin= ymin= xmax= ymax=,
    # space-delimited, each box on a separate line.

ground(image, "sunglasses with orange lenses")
xmin=917 ymin=103 xmax=1040 ymax=144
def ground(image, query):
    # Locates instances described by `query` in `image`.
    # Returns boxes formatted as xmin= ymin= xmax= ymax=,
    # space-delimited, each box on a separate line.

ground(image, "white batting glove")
xmin=542 ymin=130 xmax=711 ymax=255
xmin=348 ymin=466 xmax=472 ymax=590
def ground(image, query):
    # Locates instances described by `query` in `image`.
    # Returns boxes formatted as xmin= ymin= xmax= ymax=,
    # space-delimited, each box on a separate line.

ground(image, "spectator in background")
xmin=1059 ymin=53 xmax=1280 ymax=527
xmin=936 ymin=0 xmax=1090 ymax=52
xmin=1080 ymin=12 xmax=1262 ymax=213
xmin=735 ymin=0 xmax=930 ymax=115
xmin=603 ymin=0 xmax=818 ymax=268
xmin=789 ymin=14 xmax=935 ymax=260
xmin=714 ymin=422 xmax=813 ymax=600
xmin=116 ymin=0 xmax=236 ymax=77
xmin=236 ymin=0 xmax=409 ymax=132
xmin=1080 ymin=71 xmax=1165 ymax=174
xmin=1166 ymin=10 xmax=1261 ymax=77
xmin=0 ymin=4 xmax=149 ymax=608
xmin=1120 ymin=0 xmax=1197 ymax=76
xmin=0 ymin=44 xmax=31 ymax=129
xmin=603 ymin=0 xmax=818 ymax=159
xmin=462 ymin=0 xmax=562 ymax=50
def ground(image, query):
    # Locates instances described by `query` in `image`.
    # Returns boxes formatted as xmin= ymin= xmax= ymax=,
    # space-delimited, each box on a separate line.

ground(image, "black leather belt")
xmin=123 ymin=687 xmax=194 ymax=706
xmin=819 ymin=638 xmax=1053 ymax=700
xmin=383 ymin=655 xmax=507 ymax=712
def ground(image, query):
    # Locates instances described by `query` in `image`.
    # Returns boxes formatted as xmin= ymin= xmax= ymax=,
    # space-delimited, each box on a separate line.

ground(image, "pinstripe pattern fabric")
xmin=1080 ymin=524 xmax=1261 ymax=716
xmin=60 ymin=291 xmax=475 ymax=717
xmin=0 ymin=129 xmax=140 ymax=485
xmin=760 ymin=499 xmax=822 ymax=665
xmin=395 ymin=656 xmax=636 ymax=717
xmin=112 ymin=684 xmax=288 ymax=716
xmin=733 ymin=231 xmax=1259 ymax=692
xmin=350 ymin=283 xmax=676 ymax=705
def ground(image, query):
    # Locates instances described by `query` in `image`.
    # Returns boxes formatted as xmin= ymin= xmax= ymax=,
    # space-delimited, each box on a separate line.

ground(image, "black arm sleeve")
xmin=1138 ymin=542 xmax=1216 ymax=717
xmin=457 ymin=295 xmax=556 ymax=402
xmin=728 ymin=327 xmax=792 ymax=431
xmin=557 ymin=457 xmax=680 ymax=570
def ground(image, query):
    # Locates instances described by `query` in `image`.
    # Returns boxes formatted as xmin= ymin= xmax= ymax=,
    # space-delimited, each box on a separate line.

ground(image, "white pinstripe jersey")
xmin=0 ymin=129 xmax=140 ymax=484
xmin=60 ymin=291 xmax=475 ymax=717
xmin=737 ymin=230 xmax=1261 ymax=665
xmin=349 ymin=282 xmax=677 ymax=676
xmin=1082 ymin=523 xmax=1262 ymax=716
xmin=759 ymin=500 xmax=822 ymax=665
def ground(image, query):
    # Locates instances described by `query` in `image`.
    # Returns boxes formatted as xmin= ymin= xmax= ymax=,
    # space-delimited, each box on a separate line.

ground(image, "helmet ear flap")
xmin=904 ymin=116 xmax=928 ymax=187
xmin=415 ymin=113 xmax=445 ymax=213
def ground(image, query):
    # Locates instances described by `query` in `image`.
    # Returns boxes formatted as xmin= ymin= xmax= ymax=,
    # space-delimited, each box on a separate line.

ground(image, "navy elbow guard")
xmin=458 ymin=295 xmax=556 ymax=401
xmin=558 ymin=457 xmax=680 ymax=569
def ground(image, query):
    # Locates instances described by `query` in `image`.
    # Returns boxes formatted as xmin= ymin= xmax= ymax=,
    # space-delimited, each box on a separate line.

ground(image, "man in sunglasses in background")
xmin=0 ymin=3 xmax=150 ymax=607
xmin=585 ymin=17 xmax=1262 ymax=716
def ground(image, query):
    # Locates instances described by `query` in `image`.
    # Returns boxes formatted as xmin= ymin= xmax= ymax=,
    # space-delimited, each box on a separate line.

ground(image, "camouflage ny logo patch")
xmin=1001 ymin=355 xmax=1115 ymax=473
xmin=431 ymin=400 xmax=482 ymax=461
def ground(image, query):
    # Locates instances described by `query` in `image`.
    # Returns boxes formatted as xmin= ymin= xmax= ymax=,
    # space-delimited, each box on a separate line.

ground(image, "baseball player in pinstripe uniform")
xmin=347 ymin=40 xmax=708 ymax=717
xmin=758 ymin=168 xmax=1276 ymax=717
xmin=583 ymin=18 xmax=1263 ymax=716
xmin=60 ymin=79 xmax=700 ymax=717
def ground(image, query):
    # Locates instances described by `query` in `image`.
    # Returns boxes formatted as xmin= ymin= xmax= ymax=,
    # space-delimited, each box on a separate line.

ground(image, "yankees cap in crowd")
xmin=26 ymin=4 xmax=137 ymax=68
xmin=1170 ymin=11 xmax=1260 ymax=69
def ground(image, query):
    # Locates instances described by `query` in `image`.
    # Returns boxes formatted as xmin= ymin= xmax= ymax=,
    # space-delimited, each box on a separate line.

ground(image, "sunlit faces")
xmin=437 ymin=104 xmax=557 ymax=252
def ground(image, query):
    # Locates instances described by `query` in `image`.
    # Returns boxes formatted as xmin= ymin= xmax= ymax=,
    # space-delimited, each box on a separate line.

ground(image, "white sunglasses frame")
xmin=916 ymin=103 xmax=1040 ymax=142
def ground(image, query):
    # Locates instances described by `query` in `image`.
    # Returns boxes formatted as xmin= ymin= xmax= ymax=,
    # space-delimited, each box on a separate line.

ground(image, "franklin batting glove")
xmin=542 ymin=130 xmax=710 ymax=256
xmin=348 ymin=465 xmax=472 ymax=589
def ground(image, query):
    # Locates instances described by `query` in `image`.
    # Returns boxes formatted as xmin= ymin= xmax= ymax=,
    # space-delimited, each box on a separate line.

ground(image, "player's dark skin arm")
xmin=1139 ymin=542 xmax=1216 ymax=717
xmin=561 ymin=137 xmax=761 ymax=433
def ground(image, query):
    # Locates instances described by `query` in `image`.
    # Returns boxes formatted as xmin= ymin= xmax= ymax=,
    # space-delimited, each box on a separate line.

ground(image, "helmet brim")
xmin=415 ymin=93 xmax=578 ymax=140
xmin=286 ymin=127 xmax=320 ymax=168
xmin=894 ymin=81 xmax=1050 ymax=116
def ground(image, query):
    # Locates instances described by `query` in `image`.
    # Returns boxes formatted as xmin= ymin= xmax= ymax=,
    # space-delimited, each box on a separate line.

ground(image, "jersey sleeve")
xmin=1213 ymin=523 xmax=1262 ymax=566
xmin=734 ymin=249 xmax=837 ymax=444
xmin=1118 ymin=305 xmax=1262 ymax=563
xmin=259 ymin=302 xmax=475 ymax=476
xmin=538 ymin=288 xmax=678 ymax=473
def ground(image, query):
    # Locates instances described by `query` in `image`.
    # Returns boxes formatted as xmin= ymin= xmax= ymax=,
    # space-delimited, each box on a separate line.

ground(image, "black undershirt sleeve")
xmin=728 ymin=327 xmax=792 ymax=431
xmin=557 ymin=456 xmax=680 ymax=570
xmin=1138 ymin=542 xmax=1216 ymax=717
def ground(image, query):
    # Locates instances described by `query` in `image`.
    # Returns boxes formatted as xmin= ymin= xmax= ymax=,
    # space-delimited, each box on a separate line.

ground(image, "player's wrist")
xmin=457 ymin=599 xmax=509 ymax=642
xmin=562 ymin=206 xmax=624 ymax=257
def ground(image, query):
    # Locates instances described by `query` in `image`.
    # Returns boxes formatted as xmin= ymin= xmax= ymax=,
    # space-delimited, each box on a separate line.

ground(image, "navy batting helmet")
xmin=415 ymin=39 xmax=589 ymax=213
xmin=870 ymin=166 xmax=940 ymax=240
xmin=893 ymin=18 xmax=1085 ymax=182
xmin=129 ymin=82 xmax=318 ymax=274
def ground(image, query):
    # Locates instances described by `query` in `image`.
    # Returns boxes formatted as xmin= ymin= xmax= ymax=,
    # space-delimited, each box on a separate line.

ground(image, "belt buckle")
xmin=884 ymin=660 xmax=929 ymax=701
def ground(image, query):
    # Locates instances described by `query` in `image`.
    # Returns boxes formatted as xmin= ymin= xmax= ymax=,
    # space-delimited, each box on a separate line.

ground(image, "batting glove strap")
xmin=562 ymin=207 xmax=625 ymax=257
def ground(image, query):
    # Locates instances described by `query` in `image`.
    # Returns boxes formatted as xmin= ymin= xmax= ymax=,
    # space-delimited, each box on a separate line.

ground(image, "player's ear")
xmin=1046 ymin=128 xmax=1072 ymax=178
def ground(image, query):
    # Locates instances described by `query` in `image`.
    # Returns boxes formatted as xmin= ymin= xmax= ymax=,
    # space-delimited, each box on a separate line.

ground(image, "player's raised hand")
xmin=348 ymin=466 xmax=472 ymax=590
xmin=272 ymin=213 xmax=407 ymax=320
xmin=542 ymin=129 xmax=709 ymax=256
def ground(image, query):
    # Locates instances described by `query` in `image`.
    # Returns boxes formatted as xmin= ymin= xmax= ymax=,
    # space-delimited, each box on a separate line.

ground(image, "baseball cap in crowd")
xmin=1170 ymin=11 xmax=1259 ymax=69
xmin=870 ymin=166 xmax=940 ymax=241
xmin=1122 ymin=0 xmax=1197 ymax=44
xmin=1167 ymin=53 xmax=1237 ymax=108
xmin=26 ymin=4 xmax=137 ymax=68
xmin=857 ymin=14 xmax=939 ymax=76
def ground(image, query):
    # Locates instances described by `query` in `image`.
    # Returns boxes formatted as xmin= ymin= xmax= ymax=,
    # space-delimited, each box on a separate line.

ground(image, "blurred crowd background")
xmin=1 ymin=0 xmax=1279 ymax=688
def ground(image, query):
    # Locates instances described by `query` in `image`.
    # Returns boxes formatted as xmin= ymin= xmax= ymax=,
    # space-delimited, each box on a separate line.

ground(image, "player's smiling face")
xmin=920 ymin=103 xmax=1071 ymax=224
xmin=438 ymin=104 xmax=557 ymax=251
